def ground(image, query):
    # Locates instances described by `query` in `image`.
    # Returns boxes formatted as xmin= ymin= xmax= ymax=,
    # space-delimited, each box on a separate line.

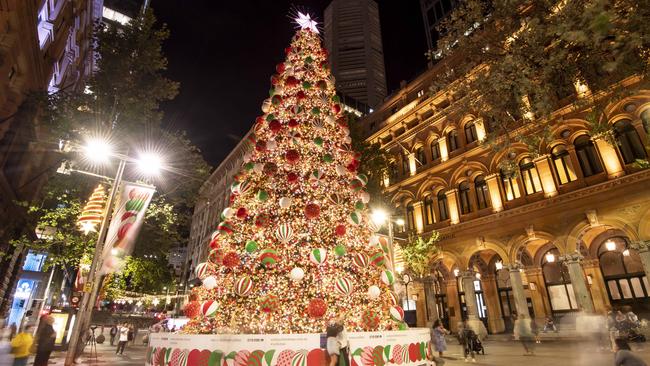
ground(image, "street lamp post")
xmin=370 ymin=209 xmax=404 ymax=273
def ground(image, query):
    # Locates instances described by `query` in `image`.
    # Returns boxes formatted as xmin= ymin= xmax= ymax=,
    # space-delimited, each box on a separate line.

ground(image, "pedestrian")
xmin=33 ymin=316 xmax=56 ymax=366
xmin=458 ymin=320 xmax=476 ymax=363
xmin=517 ymin=317 xmax=535 ymax=356
xmin=531 ymin=319 xmax=540 ymax=344
xmin=116 ymin=323 xmax=129 ymax=355
xmin=110 ymin=324 xmax=118 ymax=346
xmin=128 ymin=324 xmax=135 ymax=344
xmin=0 ymin=321 xmax=13 ymax=366
xmin=10 ymin=324 xmax=34 ymax=366
xmin=431 ymin=320 xmax=449 ymax=357
xmin=8 ymin=324 xmax=16 ymax=340
xmin=335 ymin=321 xmax=350 ymax=366
xmin=326 ymin=323 xmax=340 ymax=366
xmin=614 ymin=338 xmax=647 ymax=366
xmin=542 ymin=317 xmax=558 ymax=333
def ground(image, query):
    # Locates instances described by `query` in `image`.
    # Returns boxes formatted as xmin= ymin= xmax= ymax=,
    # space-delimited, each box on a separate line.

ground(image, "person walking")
xmin=33 ymin=316 xmax=56 ymax=366
xmin=109 ymin=324 xmax=118 ymax=346
xmin=431 ymin=320 xmax=449 ymax=357
xmin=116 ymin=324 xmax=129 ymax=355
xmin=326 ymin=323 xmax=341 ymax=366
xmin=10 ymin=324 xmax=34 ymax=366
xmin=517 ymin=317 xmax=535 ymax=356
xmin=458 ymin=320 xmax=476 ymax=363
xmin=0 ymin=321 xmax=13 ymax=366
xmin=614 ymin=338 xmax=647 ymax=366
xmin=335 ymin=322 xmax=350 ymax=366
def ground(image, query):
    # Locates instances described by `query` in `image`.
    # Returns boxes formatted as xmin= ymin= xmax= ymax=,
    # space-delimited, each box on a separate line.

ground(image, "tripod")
xmin=85 ymin=326 xmax=99 ymax=364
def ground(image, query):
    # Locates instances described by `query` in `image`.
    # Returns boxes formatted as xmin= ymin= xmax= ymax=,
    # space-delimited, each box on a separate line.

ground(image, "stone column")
xmin=485 ymin=174 xmax=503 ymax=212
xmin=582 ymin=258 xmax=610 ymax=313
xmin=524 ymin=267 xmax=551 ymax=323
xmin=533 ymin=155 xmax=558 ymax=198
xmin=461 ymin=271 xmax=488 ymax=339
xmin=422 ymin=277 xmax=439 ymax=327
xmin=507 ymin=265 xmax=530 ymax=319
xmin=438 ymin=137 xmax=449 ymax=162
xmin=630 ymin=240 xmax=650 ymax=279
xmin=412 ymin=201 xmax=425 ymax=234
xmin=481 ymin=274 xmax=505 ymax=333
xmin=561 ymin=253 xmax=595 ymax=313
xmin=445 ymin=189 xmax=460 ymax=224
xmin=593 ymin=137 xmax=625 ymax=179
xmin=446 ymin=280 xmax=461 ymax=333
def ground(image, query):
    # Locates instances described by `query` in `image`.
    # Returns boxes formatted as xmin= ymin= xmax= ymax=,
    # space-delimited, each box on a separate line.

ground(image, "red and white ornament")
xmin=335 ymin=277 xmax=353 ymax=296
xmin=200 ymin=300 xmax=219 ymax=317
xmin=389 ymin=306 xmax=405 ymax=322
xmin=235 ymin=276 xmax=253 ymax=296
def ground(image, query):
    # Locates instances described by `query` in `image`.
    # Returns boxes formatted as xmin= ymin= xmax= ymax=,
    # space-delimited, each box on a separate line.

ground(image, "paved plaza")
xmin=42 ymin=338 xmax=650 ymax=366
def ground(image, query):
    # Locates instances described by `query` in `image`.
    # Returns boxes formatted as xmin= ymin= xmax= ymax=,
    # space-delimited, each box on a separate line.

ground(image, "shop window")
xmin=430 ymin=141 xmax=441 ymax=161
xmin=437 ymin=191 xmax=449 ymax=221
xmin=598 ymin=237 xmax=648 ymax=303
xmin=574 ymin=135 xmax=603 ymax=177
xmin=614 ymin=120 xmax=646 ymax=164
xmin=519 ymin=158 xmax=542 ymax=195
xmin=551 ymin=144 xmax=577 ymax=184
xmin=406 ymin=203 xmax=415 ymax=230
xmin=474 ymin=175 xmax=490 ymax=210
xmin=465 ymin=122 xmax=478 ymax=144
xmin=500 ymin=169 xmax=521 ymax=201
xmin=448 ymin=130 xmax=459 ymax=152
xmin=416 ymin=147 xmax=426 ymax=167
xmin=542 ymin=248 xmax=578 ymax=312
xmin=424 ymin=195 xmax=435 ymax=225
xmin=458 ymin=182 xmax=473 ymax=214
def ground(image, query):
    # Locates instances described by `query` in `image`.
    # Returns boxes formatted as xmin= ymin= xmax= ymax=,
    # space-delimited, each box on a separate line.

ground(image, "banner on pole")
xmin=100 ymin=183 xmax=155 ymax=274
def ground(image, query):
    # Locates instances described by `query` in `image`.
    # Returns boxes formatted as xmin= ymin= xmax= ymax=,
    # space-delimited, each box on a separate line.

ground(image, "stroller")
xmin=460 ymin=329 xmax=485 ymax=357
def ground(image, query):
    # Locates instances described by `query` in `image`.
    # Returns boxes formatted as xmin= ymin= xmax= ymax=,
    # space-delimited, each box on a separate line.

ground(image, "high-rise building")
xmin=102 ymin=0 xmax=149 ymax=25
xmin=0 ymin=0 xmax=102 ymax=316
xmin=324 ymin=0 xmax=387 ymax=109
xmin=420 ymin=0 xmax=458 ymax=50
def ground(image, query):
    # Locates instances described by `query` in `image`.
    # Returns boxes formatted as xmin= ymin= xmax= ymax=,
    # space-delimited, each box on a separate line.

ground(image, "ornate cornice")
xmin=559 ymin=251 xmax=584 ymax=263
xmin=630 ymin=240 xmax=650 ymax=253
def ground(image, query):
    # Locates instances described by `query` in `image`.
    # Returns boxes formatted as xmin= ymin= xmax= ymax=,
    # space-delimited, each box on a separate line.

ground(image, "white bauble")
xmin=335 ymin=165 xmax=347 ymax=176
xmin=222 ymin=207 xmax=235 ymax=219
xmin=359 ymin=191 xmax=370 ymax=204
xmin=202 ymin=276 xmax=217 ymax=290
xmin=262 ymin=99 xmax=272 ymax=113
xmin=325 ymin=115 xmax=336 ymax=125
xmin=253 ymin=163 xmax=264 ymax=174
xmin=279 ymin=197 xmax=292 ymax=209
xmin=290 ymin=267 xmax=305 ymax=282
xmin=368 ymin=285 xmax=381 ymax=300
xmin=368 ymin=235 xmax=380 ymax=246
xmin=344 ymin=136 xmax=352 ymax=144
xmin=267 ymin=139 xmax=278 ymax=150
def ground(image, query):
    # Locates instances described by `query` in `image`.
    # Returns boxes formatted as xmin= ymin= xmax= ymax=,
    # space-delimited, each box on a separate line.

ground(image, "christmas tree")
xmin=184 ymin=14 xmax=404 ymax=335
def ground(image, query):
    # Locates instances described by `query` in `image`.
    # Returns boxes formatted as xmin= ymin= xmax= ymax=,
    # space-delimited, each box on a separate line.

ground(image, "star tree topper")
xmin=295 ymin=12 xmax=319 ymax=33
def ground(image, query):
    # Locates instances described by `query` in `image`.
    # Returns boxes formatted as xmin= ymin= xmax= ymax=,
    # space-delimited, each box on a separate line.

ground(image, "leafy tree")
xmin=105 ymin=256 xmax=173 ymax=296
xmin=400 ymin=232 xmax=441 ymax=280
xmin=428 ymin=0 xmax=650 ymax=163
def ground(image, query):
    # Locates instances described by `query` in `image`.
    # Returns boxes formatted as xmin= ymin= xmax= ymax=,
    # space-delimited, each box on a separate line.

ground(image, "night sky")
xmin=154 ymin=1 xmax=427 ymax=167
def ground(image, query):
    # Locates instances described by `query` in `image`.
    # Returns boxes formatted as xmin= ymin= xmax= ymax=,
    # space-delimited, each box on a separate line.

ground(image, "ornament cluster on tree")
xmin=77 ymin=184 xmax=107 ymax=234
xmin=183 ymin=25 xmax=405 ymax=334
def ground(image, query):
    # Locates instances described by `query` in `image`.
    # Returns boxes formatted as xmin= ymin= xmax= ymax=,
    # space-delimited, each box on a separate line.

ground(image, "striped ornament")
xmin=238 ymin=180 xmax=252 ymax=195
xmin=234 ymin=351 xmax=251 ymax=366
xmin=194 ymin=262 xmax=213 ymax=280
xmin=200 ymin=300 xmax=219 ymax=317
xmin=309 ymin=248 xmax=328 ymax=266
xmin=169 ymin=349 xmax=187 ymax=366
xmin=291 ymin=350 xmax=308 ymax=366
xmin=370 ymin=252 xmax=386 ymax=267
xmin=388 ymin=291 xmax=398 ymax=306
xmin=389 ymin=305 xmax=405 ymax=322
xmin=381 ymin=270 xmax=395 ymax=286
xmin=259 ymin=249 xmax=279 ymax=267
xmin=217 ymin=221 xmax=233 ymax=235
xmin=247 ymin=350 xmax=265 ymax=366
xmin=235 ymin=276 xmax=253 ymax=296
xmin=335 ymin=277 xmax=353 ymax=296
xmin=274 ymin=223 xmax=294 ymax=243
xmin=352 ymin=253 xmax=369 ymax=268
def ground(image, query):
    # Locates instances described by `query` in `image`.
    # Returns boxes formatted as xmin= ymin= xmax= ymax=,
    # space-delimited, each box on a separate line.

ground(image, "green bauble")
xmin=302 ymin=81 xmax=312 ymax=89
xmin=398 ymin=322 xmax=409 ymax=330
xmin=332 ymin=95 xmax=341 ymax=103
xmin=244 ymin=162 xmax=255 ymax=171
xmin=314 ymin=137 xmax=323 ymax=146
xmin=322 ymin=154 xmax=333 ymax=163
xmin=334 ymin=244 xmax=346 ymax=256
xmin=266 ymin=113 xmax=275 ymax=121
xmin=355 ymin=201 xmax=365 ymax=211
xmin=311 ymin=107 xmax=320 ymax=115
xmin=245 ymin=240 xmax=258 ymax=253
xmin=256 ymin=190 xmax=269 ymax=202
xmin=304 ymin=56 xmax=313 ymax=64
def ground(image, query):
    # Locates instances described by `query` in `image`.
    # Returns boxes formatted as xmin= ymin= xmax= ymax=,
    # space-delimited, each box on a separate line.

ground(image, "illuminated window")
xmin=437 ymin=191 xmax=449 ymax=221
xmin=465 ymin=122 xmax=478 ymax=144
xmin=416 ymin=147 xmax=426 ymax=167
xmin=401 ymin=154 xmax=410 ymax=175
xmin=459 ymin=182 xmax=473 ymax=214
xmin=551 ymin=145 xmax=577 ymax=184
xmin=519 ymin=158 xmax=542 ymax=195
xmin=500 ymin=169 xmax=521 ymax=201
xmin=474 ymin=175 xmax=490 ymax=210
xmin=614 ymin=120 xmax=646 ymax=164
xmin=574 ymin=135 xmax=603 ymax=177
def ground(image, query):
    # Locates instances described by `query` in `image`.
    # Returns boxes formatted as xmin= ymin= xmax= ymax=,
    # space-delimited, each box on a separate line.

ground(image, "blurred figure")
xmin=614 ymin=338 xmax=647 ymax=366
xmin=431 ymin=319 xmax=448 ymax=357
xmin=335 ymin=320 xmax=350 ymax=366
xmin=458 ymin=320 xmax=476 ymax=363
xmin=0 ymin=321 xmax=14 ymax=366
xmin=326 ymin=323 xmax=340 ymax=366
xmin=516 ymin=317 xmax=535 ymax=356
xmin=542 ymin=317 xmax=558 ymax=333
xmin=116 ymin=323 xmax=129 ymax=355
xmin=33 ymin=316 xmax=55 ymax=366
xmin=109 ymin=324 xmax=118 ymax=346
xmin=11 ymin=324 xmax=34 ymax=366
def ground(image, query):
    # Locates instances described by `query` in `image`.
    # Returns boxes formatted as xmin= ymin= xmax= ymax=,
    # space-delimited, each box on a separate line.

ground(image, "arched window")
xmin=448 ymin=130 xmax=459 ymax=152
xmin=424 ymin=195 xmax=435 ymax=225
xmin=597 ymin=237 xmax=648 ymax=303
xmin=437 ymin=191 xmax=449 ymax=221
xmin=551 ymin=144 xmax=577 ymax=185
xmin=614 ymin=120 xmax=646 ymax=164
xmin=519 ymin=157 xmax=542 ymax=195
xmin=474 ymin=175 xmax=490 ymax=210
xmin=465 ymin=122 xmax=478 ymax=144
xmin=542 ymin=248 xmax=578 ymax=312
xmin=574 ymin=135 xmax=603 ymax=177
xmin=406 ymin=203 xmax=415 ymax=230
xmin=500 ymin=169 xmax=521 ymax=201
xmin=430 ymin=141 xmax=441 ymax=161
xmin=401 ymin=154 xmax=410 ymax=175
xmin=458 ymin=181 xmax=473 ymax=214
xmin=416 ymin=147 xmax=426 ymax=167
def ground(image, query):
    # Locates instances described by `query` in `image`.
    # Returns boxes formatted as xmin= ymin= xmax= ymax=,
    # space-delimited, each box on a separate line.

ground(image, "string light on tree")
xmin=183 ymin=15 xmax=404 ymax=335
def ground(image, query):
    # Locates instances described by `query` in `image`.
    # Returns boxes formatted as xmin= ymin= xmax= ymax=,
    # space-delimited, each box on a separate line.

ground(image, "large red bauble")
xmin=209 ymin=237 xmax=220 ymax=250
xmin=287 ymin=172 xmax=299 ymax=184
xmin=296 ymin=90 xmax=306 ymax=100
xmin=263 ymin=162 xmax=278 ymax=176
xmin=304 ymin=203 xmax=321 ymax=219
xmin=288 ymin=119 xmax=299 ymax=128
xmin=268 ymin=119 xmax=282 ymax=133
xmin=184 ymin=301 xmax=200 ymax=318
xmin=307 ymin=298 xmax=328 ymax=318
xmin=285 ymin=149 xmax=300 ymax=164
xmin=335 ymin=224 xmax=346 ymax=237
xmin=285 ymin=76 xmax=299 ymax=88
xmin=255 ymin=116 xmax=265 ymax=125
xmin=236 ymin=207 xmax=248 ymax=220
xmin=337 ymin=117 xmax=349 ymax=128
xmin=284 ymin=46 xmax=292 ymax=55
xmin=222 ymin=252 xmax=240 ymax=268
xmin=332 ymin=104 xmax=342 ymax=114
xmin=270 ymin=75 xmax=280 ymax=86
xmin=346 ymin=162 xmax=358 ymax=173
xmin=276 ymin=62 xmax=285 ymax=73
xmin=255 ymin=140 xmax=267 ymax=152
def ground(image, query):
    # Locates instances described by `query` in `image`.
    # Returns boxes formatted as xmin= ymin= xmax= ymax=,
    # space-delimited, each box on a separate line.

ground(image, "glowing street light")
xmin=605 ymin=239 xmax=616 ymax=251
xmin=545 ymin=252 xmax=556 ymax=263
xmin=83 ymin=138 xmax=113 ymax=164
xmin=370 ymin=209 xmax=388 ymax=226
xmin=136 ymin=152 xmax=163 ymax=176
xmin=395 ymin=218 xmax=405 ymax=227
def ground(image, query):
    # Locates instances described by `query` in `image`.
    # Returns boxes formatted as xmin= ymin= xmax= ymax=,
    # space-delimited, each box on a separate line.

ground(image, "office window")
xmin=519 ymin=158 xmax=542 ymax=195
xmin=574 ymin=135 xmax=603 ymax=177
xmin=474 ymin=175 xmax=490 ymax=210
xmin=437 ymin=191 xmax=449 ymax=221
xmin=431 ymin=141 xmax=441 ymax=161
xmin=416 ymin=147 xmax=426 ymax=167
xmin=614 ymin=120 xmax=646 ymax=164
xmin=406 ymin=203 xmax=415 ymax=230
xmin=401 ymin=154 xmax=410 ymax=175
xmin=551 ymin=145 xmax=577 ymax=184
xmin=459 ymin=182 xmax=472 ymax=214
xmin=448 ymin=131 xmax=459 ymax=151
xmin=465 ymin=122 xmax=478 ymax=144
xmin=424 ymin=195 xmax=435 ymax=225
xmin=500 ymin=169 xmax=521 ymax=201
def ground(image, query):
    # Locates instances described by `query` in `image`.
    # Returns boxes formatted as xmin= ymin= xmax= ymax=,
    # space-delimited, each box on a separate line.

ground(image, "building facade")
xmin=324 ymin=0 xmax=387 ymax=109
xmin=361 ymin=65 xmax=650 ymax=333
xmin=0 ymin=0 xmax=103 ymax=314
xmin=419 ymin=0 xmax=458 ymax=50
xmin=184 ymin=131 xmax=253 ymax=289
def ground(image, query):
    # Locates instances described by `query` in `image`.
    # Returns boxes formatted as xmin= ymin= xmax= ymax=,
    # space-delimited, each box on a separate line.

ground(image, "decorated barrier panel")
xmin=146 ymin=329 xmax=430 ymax=366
